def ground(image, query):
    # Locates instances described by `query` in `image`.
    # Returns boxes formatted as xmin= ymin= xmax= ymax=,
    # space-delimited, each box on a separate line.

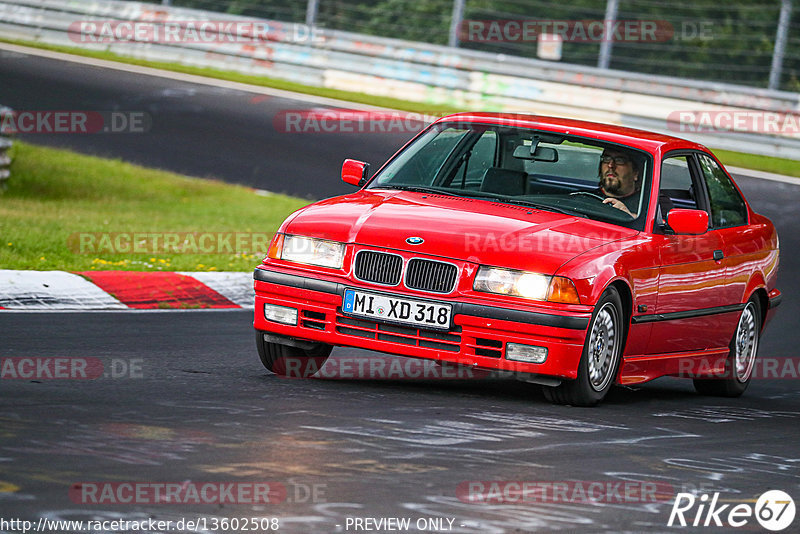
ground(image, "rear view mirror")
xmin=512 ymin=144 xmax=558 ymax=162
xmin=667 ymin=208 xmax=708 ymax=235
xmin=342 ymin=159 xmax=370 ymax=186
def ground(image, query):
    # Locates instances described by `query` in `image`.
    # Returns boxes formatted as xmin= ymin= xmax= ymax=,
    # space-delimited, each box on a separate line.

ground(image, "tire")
xmin=693 ymin=296 xmax=761 ymax=397
xmin=255 ymin=331 xmax=332 ymax=377
xmin=543 ymin=286 xmax=625 ymax=406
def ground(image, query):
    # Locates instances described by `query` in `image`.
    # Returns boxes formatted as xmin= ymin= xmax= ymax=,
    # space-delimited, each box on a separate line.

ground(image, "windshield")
xmin=368 ymin=122 xmax=653 ymax=230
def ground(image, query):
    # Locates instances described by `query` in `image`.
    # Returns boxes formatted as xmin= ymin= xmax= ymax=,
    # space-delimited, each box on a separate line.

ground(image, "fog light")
xmin=506 ymin=343 xmax=548 ymax=364
xmin=264 ymin=303 xmax=298 ymax=325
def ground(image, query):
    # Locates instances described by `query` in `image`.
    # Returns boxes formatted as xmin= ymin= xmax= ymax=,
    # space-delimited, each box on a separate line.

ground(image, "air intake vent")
xmin=474 ymin=338 xmax=503 ymax=358
xmin=405 ymin=259 xmax=458 ymax=293
xmin=354 ymin=251 xmax=403 ymax=286
xmin=423 ymin=195 xmax=474 ymax=202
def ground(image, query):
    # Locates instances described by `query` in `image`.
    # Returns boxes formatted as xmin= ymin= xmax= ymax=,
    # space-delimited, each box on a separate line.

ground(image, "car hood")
xmin=283 ymin=190 xmax=637 ymax=274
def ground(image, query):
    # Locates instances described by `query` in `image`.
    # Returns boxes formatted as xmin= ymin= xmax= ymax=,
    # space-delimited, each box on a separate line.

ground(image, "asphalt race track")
xmin=1 ymin=47 xmax=799 ymax=533
xmin=0 ymin=49 xmax=413 ymax=200
xmin=2 ymin=310 xmax=799 ymax=533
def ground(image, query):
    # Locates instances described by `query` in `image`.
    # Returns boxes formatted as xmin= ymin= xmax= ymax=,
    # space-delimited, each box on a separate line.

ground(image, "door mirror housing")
xmin=667 ymin=208 xmax=708 ymax=235
xmin=342 ymin=159 xmax=370 ymax=187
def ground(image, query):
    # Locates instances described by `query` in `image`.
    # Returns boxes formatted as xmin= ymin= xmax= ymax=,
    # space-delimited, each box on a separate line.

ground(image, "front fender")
xmin=554 ymin=234 xmax=657 ymax=307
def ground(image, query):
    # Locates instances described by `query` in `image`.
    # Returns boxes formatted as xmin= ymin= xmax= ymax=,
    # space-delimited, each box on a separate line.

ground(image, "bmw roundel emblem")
xmin=406 ymin=236 xmax=424 ymax=245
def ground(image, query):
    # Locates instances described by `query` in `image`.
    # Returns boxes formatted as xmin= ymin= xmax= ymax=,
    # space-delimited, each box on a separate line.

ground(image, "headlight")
xmin=277 ymin=235 xmax=345 ymax=269
xmin=474 ymin=266 xmax=580 ymax=304
xmin=474 ymin=267 xmax=550 ymax=300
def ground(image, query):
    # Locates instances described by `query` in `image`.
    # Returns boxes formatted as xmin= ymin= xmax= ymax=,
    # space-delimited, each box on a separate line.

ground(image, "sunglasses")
xmin=601 ymin=155 xmax=631 ymax=165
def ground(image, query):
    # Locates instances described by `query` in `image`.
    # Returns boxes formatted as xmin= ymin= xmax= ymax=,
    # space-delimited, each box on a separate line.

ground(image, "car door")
xmin=694 ymin=152 xmax=756 ymax=312
xmin=644 ymin=153 xmax=736 ymax=355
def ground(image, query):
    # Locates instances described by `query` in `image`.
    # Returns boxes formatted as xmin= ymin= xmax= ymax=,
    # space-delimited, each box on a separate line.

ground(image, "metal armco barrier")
xmin=0 ymin=0 xmax=799 ymax=159
xmin=0 ymin=106 xmax=12 ymax=188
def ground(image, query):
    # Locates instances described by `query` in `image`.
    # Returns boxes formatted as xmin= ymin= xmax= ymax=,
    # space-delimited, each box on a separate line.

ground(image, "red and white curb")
xmin=0 ymin=270 xmax=253 ymax=310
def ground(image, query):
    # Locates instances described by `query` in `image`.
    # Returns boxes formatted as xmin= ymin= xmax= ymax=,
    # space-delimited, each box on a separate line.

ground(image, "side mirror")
xmin=667 ymin=209 xmax=708 ymax=235
xmin=342 ymin=159 xmax=370 ymax=187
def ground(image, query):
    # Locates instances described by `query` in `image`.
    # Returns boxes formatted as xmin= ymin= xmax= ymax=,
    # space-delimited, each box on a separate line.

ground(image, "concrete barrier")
xmin=0 ymin=0 xmax=798 ymax=158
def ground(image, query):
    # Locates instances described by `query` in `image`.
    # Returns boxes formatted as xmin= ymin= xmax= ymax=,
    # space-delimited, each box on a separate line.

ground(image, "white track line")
xmin=727 ymin=166 xmax=800 ymax=186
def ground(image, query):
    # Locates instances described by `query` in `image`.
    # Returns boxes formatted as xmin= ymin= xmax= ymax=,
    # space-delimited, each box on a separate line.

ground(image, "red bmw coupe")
xmin=253 ymin=113 xmax=781 ymax=406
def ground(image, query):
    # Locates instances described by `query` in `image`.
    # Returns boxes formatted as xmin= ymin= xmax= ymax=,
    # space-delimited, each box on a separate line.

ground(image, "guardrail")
xmin=0 ymin=0 xmax=799 ymax=159
xmin=0 ymin=106 xmax=12 ymax=189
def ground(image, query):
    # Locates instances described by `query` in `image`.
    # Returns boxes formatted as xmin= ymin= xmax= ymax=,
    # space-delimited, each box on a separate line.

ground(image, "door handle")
xmin=713 ymin=250 xmax=724 ymax=261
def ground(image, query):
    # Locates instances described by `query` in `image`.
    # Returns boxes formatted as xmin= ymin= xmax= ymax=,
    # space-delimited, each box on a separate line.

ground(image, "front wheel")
xmin=543 ymin=287 xmax=625 ymax=406
xmin=255 ymin=331 xmax=332 ymax=377
xmin=693 ymin=297 xmax=761 ymax=397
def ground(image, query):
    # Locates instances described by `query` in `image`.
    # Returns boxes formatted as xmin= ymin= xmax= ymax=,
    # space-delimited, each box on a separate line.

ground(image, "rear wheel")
xmin=543 ymin=287 xmax=625 ymax=406
xmin=255 ymin=331 xmax=332 ymax=377
xmin=693 ymin=297 xmax=760 ymax=397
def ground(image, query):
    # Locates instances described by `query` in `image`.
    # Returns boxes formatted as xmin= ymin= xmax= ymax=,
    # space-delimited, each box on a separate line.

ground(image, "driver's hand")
xmin=603 ymin=197 xmax=635 ymax=217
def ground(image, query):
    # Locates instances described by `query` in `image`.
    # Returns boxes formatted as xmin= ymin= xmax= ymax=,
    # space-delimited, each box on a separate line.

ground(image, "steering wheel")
xmin=569 ymin=191 xmax=606 ymax=202
xmin=570 ymin=191 xmax=635 ymax=217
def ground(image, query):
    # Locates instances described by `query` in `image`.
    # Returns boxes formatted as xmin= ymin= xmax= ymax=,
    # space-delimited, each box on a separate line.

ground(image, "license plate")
xmin=342 ymin=289 xmax=452 ymax=330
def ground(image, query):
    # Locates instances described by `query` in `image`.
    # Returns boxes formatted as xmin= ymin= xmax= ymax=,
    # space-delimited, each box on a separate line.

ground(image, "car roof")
xmin=434 ymin=112 xmax=708 ymax=154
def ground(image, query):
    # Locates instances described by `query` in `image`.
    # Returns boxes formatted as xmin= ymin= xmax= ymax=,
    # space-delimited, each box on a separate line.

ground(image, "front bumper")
xmin=253 ymin=267 xmax=591 ymax=379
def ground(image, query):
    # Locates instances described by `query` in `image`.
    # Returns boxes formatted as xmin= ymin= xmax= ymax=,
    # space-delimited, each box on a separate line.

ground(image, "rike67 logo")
xmin=668 ymin=490 xmax=795 ymax=531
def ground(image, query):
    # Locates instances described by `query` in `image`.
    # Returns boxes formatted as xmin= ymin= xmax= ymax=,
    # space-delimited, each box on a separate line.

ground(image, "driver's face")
xmin=600 ymin=150 xmax=638 ymax=197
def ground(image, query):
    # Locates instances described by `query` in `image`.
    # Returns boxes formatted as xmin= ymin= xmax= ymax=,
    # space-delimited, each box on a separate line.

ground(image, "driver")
xmin=597 ymin=148 xmax=641 ymax=217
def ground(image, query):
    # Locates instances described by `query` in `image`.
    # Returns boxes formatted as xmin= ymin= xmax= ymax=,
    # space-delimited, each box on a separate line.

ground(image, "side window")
xmin=452 ymin=131 xmax=497 ymax=189
xmin=660 ymin=156 xmax=698 ymax=210
xmin=658 ymin=156 xmax=698 ymax=225
xmin=377 ymin=128 xmax=467 ymax=186
xmin=697 ymin=154 xmax=747 ymax=228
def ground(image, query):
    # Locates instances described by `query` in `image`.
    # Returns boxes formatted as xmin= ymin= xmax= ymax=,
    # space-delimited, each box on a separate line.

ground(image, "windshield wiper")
xmin=378 ymin=186 xmax=585 ymax=217
xmin=498 ymin=198 xmax=588 ymax=218
xmin=379 ymin=185 xmax=466 ymax=197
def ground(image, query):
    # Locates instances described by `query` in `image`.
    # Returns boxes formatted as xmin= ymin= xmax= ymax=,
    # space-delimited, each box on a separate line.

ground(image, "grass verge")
xmin=0 ymin=142 xmax=308 ymax=271
xmin=711 ymin=149 xmax=800 ymax=177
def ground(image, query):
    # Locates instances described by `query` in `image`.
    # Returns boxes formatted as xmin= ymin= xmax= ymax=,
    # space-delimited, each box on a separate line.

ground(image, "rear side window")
xmin=697 ymin=154 xmax=747 ymax=228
